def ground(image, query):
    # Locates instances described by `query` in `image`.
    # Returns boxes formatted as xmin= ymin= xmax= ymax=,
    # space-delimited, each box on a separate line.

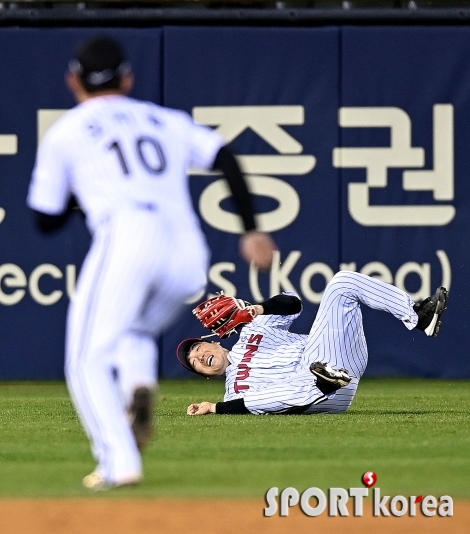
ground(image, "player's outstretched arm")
xmin=187 ymin=398 xmax=250 ymax=415
xmin=212 ymin=146 xmax=277 ymax=271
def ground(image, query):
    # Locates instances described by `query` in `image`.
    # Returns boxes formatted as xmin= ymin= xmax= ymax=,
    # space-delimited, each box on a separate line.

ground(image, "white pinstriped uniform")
xmin=27 ymin=95 xmax=224 ymax=483
xmin=224 ymin=271 xmax=418 ymax=415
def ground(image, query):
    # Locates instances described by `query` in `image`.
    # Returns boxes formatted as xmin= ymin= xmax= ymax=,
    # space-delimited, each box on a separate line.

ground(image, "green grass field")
xmin=0 ymin=378 xmax=469 ymax=499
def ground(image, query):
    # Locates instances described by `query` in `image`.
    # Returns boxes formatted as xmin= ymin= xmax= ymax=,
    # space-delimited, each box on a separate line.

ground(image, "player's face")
xmin=187 ymin=341 xmax=228 ymax=376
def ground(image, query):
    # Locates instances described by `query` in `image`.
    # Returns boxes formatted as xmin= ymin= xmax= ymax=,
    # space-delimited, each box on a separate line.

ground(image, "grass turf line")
xmin=0 ymin=378 xmax=468 ymax=498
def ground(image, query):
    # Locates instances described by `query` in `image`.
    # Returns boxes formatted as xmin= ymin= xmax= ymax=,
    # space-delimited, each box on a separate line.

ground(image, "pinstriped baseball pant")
xmin=302 ymin=271 xmax=417 ymax=414
xmin=65 ymin=207 xmax=209 ymax=483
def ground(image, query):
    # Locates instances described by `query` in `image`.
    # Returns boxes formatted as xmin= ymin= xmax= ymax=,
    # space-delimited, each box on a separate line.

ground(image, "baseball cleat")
xmin=309 ymin=361 xmax=351 ymax=395
xmin=82 ymin=470 xmax=142 ymax=491
xmin=413 ymin=287 xmax=448 ymax=337
xmin=128 ymin=386 xmax=154 ymax=451
xmin=82 ymin=470 xmax=111 ymax=492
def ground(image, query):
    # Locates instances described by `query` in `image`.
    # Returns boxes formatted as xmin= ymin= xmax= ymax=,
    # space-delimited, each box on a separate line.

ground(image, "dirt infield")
xmin=0 ymin=499 xmax=468 ymax=534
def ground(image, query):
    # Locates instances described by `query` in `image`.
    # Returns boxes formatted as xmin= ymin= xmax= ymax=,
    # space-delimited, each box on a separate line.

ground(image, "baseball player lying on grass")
xmin=176 ymin=271 xmax=448 ymax=416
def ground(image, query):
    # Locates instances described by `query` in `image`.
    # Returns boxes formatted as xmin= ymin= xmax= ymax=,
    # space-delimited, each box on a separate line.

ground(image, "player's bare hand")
xmin=240 ymin=231 xmax=277 ymax=271
xmin=187 ymin=402 xmax=216 ymax=415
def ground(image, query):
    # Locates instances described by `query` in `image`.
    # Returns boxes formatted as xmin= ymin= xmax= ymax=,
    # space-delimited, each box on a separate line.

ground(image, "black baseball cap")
xmin=176 ymin=338 xmax=202 ymax=374
xmin=69 ymin=36 xmax=131 ymax=91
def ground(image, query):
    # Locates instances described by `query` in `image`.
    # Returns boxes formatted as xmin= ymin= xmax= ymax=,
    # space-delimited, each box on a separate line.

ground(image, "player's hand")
xmin=240 ymin=231 xmax=277 ymax=271
xmin=187 ymin=402 xmax=216 ymax=415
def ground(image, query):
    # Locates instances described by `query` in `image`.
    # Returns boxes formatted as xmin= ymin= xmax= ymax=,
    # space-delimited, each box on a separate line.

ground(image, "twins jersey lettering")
xmin=224 ymin=272 xmax=418 ymax=416
xmin=233 ymin=334 xmax=263 ymax=394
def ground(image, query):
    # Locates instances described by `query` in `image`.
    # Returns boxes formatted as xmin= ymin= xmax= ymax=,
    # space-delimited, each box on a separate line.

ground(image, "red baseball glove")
xmin=192 ymin=293 xmax=257 ymax=338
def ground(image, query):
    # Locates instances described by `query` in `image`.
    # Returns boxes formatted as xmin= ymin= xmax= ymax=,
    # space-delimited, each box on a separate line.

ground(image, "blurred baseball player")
xmin=27 ymin=35 xmax=276 ymax=490
xmin=176 ymin=271 xmax=448 ymax=416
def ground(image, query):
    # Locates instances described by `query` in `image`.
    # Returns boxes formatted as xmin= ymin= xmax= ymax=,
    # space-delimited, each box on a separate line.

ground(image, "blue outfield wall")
xmin=0 ymin=26 xmax=467 ymax=379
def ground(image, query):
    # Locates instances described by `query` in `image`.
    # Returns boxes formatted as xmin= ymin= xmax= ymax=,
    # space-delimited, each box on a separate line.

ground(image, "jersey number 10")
xmin=108 ymin=136 xmax=167 ymax=176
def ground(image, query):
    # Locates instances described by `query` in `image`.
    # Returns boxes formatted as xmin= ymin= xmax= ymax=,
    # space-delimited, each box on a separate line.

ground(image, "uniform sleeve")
xmin=211 ymin=146 xmax=256 ymax=232
xmin=27 ymin=126 xmax=72 ymax=215
xmin=187 ymin=119 xmax=225 ymax=171
xmin=242 ymin=378 xmax=327 ymax=415
xmin=253 ymin=291 xmax=302 ymax=329
xmin=261 ymin=294 xmax=302 ymax=316
xmin=215 ymin=398 xmax=250 ymax=415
